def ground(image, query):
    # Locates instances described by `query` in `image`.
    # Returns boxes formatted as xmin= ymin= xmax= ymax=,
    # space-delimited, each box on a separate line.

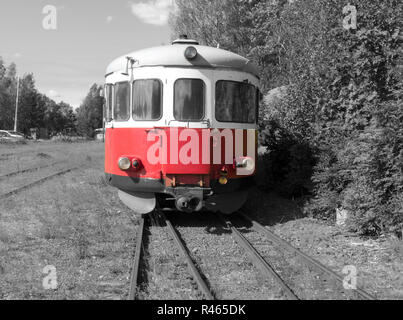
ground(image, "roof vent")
xmin=172 ymin=34 xmax=199 ymax=45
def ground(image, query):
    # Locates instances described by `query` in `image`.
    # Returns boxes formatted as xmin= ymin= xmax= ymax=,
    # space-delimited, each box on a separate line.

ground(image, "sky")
xmin=0 ymin=0 xmax=174 ymax=108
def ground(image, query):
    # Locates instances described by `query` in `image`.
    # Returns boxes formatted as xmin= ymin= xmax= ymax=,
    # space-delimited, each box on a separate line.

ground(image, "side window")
xmin=174 ymin=79 xmax=204 ymax=121
xmin=133 ymin=79 xmax=162 ymax=120
xmin=114 ymin=82 xmax=130 ymax=121
xmin=105 ymin=84 xmax=113 ymax=122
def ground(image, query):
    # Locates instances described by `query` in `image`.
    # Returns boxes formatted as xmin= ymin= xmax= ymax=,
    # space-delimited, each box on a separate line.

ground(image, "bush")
xmin=259 ymin=118 xmax=315 ymax=197
xmin=0 ymin=139 xmax=27 ymax=145
xmin=171 ymin=0 xmax=403 ymax=236
xmin=50 ymin=134 xmax=87 ymax=143
xmin=259 ymin=0 xmax=402 ymax=235
xmin=307 ymin=101 xmax=403 ymax=235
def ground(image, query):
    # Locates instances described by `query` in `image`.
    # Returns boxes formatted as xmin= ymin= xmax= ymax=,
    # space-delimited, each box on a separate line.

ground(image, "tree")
xmin=264 ymin=0 xmax=403 ymax=235
xmin=0 ymin=57 xmax=7 ymax=129
xmin=0 ymin=57 xmax=6 ymax=79
xmin=17 ymin=73 xmax=38 ymax=134
xmin=76 ymin=84 xmax=104 ymax=138
xmin=170 ymin=0 xmax=257 ymax=55
xmin=171 ymin=0 xmax=296 ymax=90
xmin=0 ymin=59 xmax=78 ymax=136
xmin=171 ymin=0 xmax=403 ymax=235
xmin=0 ymin=62 xmax=18 ymax=130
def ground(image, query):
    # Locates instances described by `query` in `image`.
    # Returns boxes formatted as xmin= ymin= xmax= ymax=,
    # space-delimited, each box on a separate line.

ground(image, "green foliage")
xmin=0 ymin=58 xmax=104 ymax=139
xmin=171 ymin=0 xmax=403 ymax=235
xmin=281 ymin=0 xmax=403 ymax=235
xmin=76 ymin=84 xmax=104 ymax=138
xmin=259 ymin=118 xmax=315 ymax=196
xmin=0 ymin=59 xmax=76 ymax=136
xmin=0 ymin=139 xmax=27 ymax=146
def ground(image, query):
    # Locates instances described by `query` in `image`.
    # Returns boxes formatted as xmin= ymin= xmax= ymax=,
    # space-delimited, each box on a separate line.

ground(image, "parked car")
xmin=0 ymin=130 xmax=26 ymax=141
xmin=8 ymin=131 xmax=28 ymax=138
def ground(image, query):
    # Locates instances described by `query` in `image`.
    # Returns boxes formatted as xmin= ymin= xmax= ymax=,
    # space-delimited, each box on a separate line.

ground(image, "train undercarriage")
xmin=106 ymin=173 xmax=254 ymax=214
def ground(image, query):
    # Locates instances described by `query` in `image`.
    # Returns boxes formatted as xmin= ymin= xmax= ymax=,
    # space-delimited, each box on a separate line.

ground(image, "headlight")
xmin=184 ymin=46 xmax=198 ymax=60
xmin=242 ymin=157 xmax=255 ymax=171
xmin=235 ymin=157 xmax=255 ymax=171
xmin=118 ymin=157 xmax=131 ymax=171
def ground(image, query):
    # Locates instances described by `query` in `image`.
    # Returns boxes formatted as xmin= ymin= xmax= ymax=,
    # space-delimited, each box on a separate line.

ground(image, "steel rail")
xmin=162 ymin=212 xmax=215 ymax=300
xmin=218 ymin=214 xmax=299 ymax=300
xmin=128 ymin=215 xmax=146 ymax=300
xmin=0 ymin=161 xmax=62 ymax=180
xmin=0 ymin=167 xmax=79 ymax=200
xmin=238 ymin=211 xmax=376 ymax=300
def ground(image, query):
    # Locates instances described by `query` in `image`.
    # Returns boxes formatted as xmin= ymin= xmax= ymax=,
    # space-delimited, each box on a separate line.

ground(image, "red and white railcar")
xmin=104 ymin=37 xmax=260 ymax=214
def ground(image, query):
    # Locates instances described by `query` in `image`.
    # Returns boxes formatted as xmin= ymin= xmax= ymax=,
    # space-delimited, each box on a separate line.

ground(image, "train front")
xmin=104 ymin=38 xmax=260 ymax=215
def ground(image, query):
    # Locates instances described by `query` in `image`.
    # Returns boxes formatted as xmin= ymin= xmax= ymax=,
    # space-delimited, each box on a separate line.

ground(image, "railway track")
xmin=128 ymin=212 xmax=215 ymax=300
xmin=0 ymin=167 xmax=79 ymax=200
xmin=235 ymin=211 xmax=376 ymax=300
xmin=0 ymin=161 xmax=64 ymax=180
xmin=218 ymin=214 xmax=299 ymax=300
xmin=128 ymin=210 xmax=376 ymax=300
xmin=128 ymin=215 xmax=146 ymax=300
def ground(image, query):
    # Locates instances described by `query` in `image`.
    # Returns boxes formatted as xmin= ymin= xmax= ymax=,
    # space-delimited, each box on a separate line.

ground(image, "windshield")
xmin=174 ymin=79 xmax=204 ymax=121
xmin=133 ymin=79 xmax=162 ymax=120
xmin=215 ymin=81 xmax=257 ymax=123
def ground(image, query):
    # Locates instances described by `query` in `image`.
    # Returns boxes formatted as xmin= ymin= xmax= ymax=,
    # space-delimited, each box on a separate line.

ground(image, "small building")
xmin=30 ymin=128 xmax=49 ymax=140
xmin=94 ymin=128 xmax=104 ymax=141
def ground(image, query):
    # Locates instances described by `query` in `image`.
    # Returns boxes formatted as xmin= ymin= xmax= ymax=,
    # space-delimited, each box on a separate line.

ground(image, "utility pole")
xmin=14 ymin=76 xmax=20 ymax=132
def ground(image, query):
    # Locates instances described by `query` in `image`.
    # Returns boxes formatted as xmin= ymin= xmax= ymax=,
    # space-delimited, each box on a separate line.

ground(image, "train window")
xmin=174 ymin=79 xmax=204 ymax=121
xmin=132 ymin=79 xmax=162 ymax=120
xmin=105 ymin=84 xmax=113 ymax=122
xmin=215 ymin=81 xmax=257 ymax=123
xmin=114 ymin=82 xmax=130 ymax=121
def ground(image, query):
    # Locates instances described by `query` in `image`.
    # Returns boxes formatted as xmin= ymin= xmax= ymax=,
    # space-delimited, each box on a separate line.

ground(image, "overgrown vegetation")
xmin=171 ymin=0 xmax=403 ymax=236
xmin=0 ymin=139 xmax=27 ymax=146
xmin=76 ymin=84 xmax=104 ymax=138
xmin=0 ymin=60 xmax=103 ymax=138
xmin=0 ymin=143 xmax=134 ymax=299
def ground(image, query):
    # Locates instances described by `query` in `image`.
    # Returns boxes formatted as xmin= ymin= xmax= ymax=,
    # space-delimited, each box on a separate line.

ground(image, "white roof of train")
xmin=106 ymin=42 xmax=259 ymax=78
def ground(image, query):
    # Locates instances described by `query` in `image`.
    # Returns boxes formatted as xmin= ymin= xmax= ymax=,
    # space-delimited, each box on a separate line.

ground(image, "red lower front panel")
xmin=105 ymin=127 xmax=257 ymax=183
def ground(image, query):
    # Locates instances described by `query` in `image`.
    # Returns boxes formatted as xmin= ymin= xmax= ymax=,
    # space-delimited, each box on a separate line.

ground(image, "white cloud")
xmin=130 ymin=0 xmax=174 ymax=26
xmin=48 ymin=90 xmax=61 ymax=100
xmin=106 ymin=16 xmax=113 ymax=23
xmin=13 ymin=53 xmax=22 ymax=59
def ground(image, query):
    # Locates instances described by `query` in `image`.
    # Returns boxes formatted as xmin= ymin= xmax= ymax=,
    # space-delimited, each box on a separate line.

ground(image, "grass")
xmin=0 ymin=140 xmax=27 ymax=146
xmin=0 ymin=141 xmax=136 ymax=300
xmin=1 ymin=141 xmax=401 ymax=300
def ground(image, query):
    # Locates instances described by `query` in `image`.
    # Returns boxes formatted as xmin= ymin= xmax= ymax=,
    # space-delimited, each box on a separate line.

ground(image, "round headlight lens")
xmin=235 ymin=157 xmax=255 ymax=172
xmin=242 ymin=158 xmax=255 ymax=171
xmin=118 ymin=157 xmax=131 ymax=171
xmin=184 ymin=46 xmax=198 ymax=60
